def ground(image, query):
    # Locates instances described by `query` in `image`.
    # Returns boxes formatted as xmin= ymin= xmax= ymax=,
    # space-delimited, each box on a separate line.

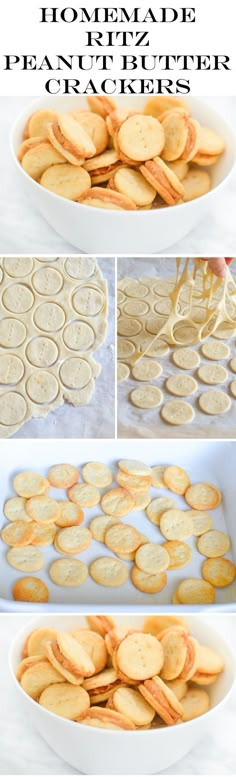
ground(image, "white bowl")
xmin=9 ymin=614 xmax=236 ymax=774
xmin=10 ymin=96 xmax=236 ymax=253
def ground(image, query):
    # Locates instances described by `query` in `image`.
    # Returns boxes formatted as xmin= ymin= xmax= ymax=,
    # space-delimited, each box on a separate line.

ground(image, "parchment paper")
xmin=117 ymin=257 xmax=236 ymax=439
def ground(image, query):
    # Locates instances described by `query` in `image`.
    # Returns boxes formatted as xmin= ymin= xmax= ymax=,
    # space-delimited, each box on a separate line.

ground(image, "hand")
xmin=205 ymin=258 xmax=234 ymax=278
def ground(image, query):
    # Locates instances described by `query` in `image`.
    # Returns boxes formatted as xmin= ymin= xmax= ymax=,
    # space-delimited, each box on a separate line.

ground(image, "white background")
xmin=0 ymin=0 xmax=236 ymax=95
xmin=0 ymin=614 xmax=235 ymax=774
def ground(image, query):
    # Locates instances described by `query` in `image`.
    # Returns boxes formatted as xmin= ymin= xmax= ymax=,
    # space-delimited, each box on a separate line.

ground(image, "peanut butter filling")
xmin=143 ymin=679 xmax=181 ymax=723
xmin=144 ymin=161 xmax=181 ymax=202
xmin=53 ymin=123 xmax=83 ymax=160
xmin=52 ymin=640 xmax=83 ymax=679
xmin=91 ymin=162 xmax=121 ymax=177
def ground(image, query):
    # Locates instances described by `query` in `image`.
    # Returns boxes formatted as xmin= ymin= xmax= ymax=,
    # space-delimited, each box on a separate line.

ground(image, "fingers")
xmin=207 ymin=258 xmax=228 ymax=278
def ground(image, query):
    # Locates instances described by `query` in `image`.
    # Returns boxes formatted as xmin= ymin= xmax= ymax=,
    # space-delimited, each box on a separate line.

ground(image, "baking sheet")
xmin=1 ymin=257 xmax=115 ymax=439
xmin=117 ymin=257 xmax=236 ymax=439
xmin=0 ymin=438 xmax=235 ymax=611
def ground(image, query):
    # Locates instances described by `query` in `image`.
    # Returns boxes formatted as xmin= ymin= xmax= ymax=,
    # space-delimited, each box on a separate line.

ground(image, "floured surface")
xmin=0 ymin=257 xmax=110 ymax=438
xmin=0 ymin=438 xmax=236 ymax=608
xmin=117 ymin=258 xmax=236 ymax=439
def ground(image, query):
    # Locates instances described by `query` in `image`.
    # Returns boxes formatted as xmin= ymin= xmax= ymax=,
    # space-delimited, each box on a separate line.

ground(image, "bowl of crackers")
xmin=9 ymin=614 xmax=236 ymax=774
xmin=10 ymin=96 xmax=236 ymax=253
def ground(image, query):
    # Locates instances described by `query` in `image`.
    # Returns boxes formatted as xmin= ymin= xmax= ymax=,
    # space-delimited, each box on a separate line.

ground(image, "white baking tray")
xmin=0 ymin=438 xmax=235 ymax=612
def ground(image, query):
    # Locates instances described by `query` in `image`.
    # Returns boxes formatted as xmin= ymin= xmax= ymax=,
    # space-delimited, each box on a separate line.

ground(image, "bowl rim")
xmin=8 ymin=614 xmax=236 ymax=736
xmin=9 ymin=96 xmax=236 ymax=217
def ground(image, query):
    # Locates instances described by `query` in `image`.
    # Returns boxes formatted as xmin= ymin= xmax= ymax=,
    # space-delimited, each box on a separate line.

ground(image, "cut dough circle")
xmin=117 ymin=363 xmax=130 ymax=382
xmin=32 ymin=267 xmax=63 ymax=296
xmin=3 ymin=284 xmax=34 ymax=314
xmin=60 ymin=358 xmax=92 ymax=389
xmin=118 ymin=318 xmax=142 ymax=337
xmin=0 ymin=317 xmax=27 ymax=348
xmin=198 ymin=364 xmax=228 ymax=385
xmin=0 ymin=392 xmax=27 ymax=425
xmin=26 ymin=371 xmax=59 ymax=405
xmin=130 ymin=386 xmax=163 ymax=409
xmin=230 ymin=357 xmax=236 ymax=373
xmin=172 ymin=348 xmax=200 ymax=370
xmin=199 ymin=390 xmax=231 ymax=415
xmin=132 ymin=360 xmax=162 ymax=381
xmin=117 ymin=339 xmax=136 ymax=359
xmin=230 ymin=380 xmax=236 ymax=398
xmin=124 ymin=281 xmax=149 ymax=298
xmin=201 ymin=341 xmax=230 ymax=361
xmin=63 ymin=321 xmax=95 ymax=351
xmin=26 ymin=337 xmax=59 ymax=368
xmin=64 ymin=256 xmax=97 ymax=280
xmin=0 ymin=354 xmax=24 ymax=385
xmin=3 ymin=257 xmax=34 ymax=277
xmin=34 ymin=302 xmax=65 ymax=332
xmin=161 ymin=400 xmax=195 ymax=425
xmin=73 ymin=286 xmax=104 ymax=316
xmin=166 ymin=374 xmax=198 ymax=397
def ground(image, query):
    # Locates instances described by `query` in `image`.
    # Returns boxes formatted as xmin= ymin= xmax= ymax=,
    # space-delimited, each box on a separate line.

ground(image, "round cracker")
xmin=150 ymin=465 xmax=166 ymax=488
xmin=186 ymin=510 xmax=213 ymax=536
xmin=166 ymin=374 xmax=198 ymax=397
xmin=3 ymin=497 xmax=32 ymax=523
xmin=172 ymin=348 xmax=200 ymax=370
xmin=49 ymin=557 xmax=88 ymax=586
xmin=131 ymin=566 xmax=167 ymax=594
xmin=161 ymin=400 xmax=195 ymax=425
xmin=13 ymin=576 xmax=49 ymax=603
xmin=112 ymin=686 xmax=155 ymax=726
xmin=25 ymin=495 xmax=60 ymax=524
xmin=89 ymin=515 xmax=121 ymax=543
xmin=160 ymin=630 xmax=188 ymax=680
xmin=135 ymin=543 xmax=170 ymax=575
xmin=31 ymin=522 xmax=57 ymax=546
xmin=39 ymin=682 xmax=90 ymax=720
xmin=105 ymin=523 xmax=142 ymax=554
xmin=202 ymin=558 xmax=235 ymax=587
xmin=132 ymin=491 xmax=151 ymax=510
xmin=118 ymin=115 xmax=164 ymax=162
xmin=132 ymin=360 xmax=162 ymax=381
xmin=89 ymin=557 xmax=128 ymax=587
xmin=118 ymin=459 xmax=152 ymax=477
xmin=68 ymin=483 xmax=100 ymax=507
xmin=177 ymin=578 xmax=215 ymax=604
xmin=26 ymin=627 xmax=58 ymax=657
xmin=162 ymin=541 xmax=192 ymax=569
xmin=198 ymin=364 xmax=228 ymax=385
xmin=147 ymin=497 xmax=177 ymax=526
xmin=181 ymin=687 xmax=210 ymax=721
xmin=7 ymin=546 xmax=44 ymax=572
xmin=163 ymin=466 xmax=190 ymax=495
xmin=116 ymin=632 xmax=163 ymax=681
xmin=13 ymin=472 xmax=50 ymax=498
xmin=101 ymin=488 xmax=135 ymax=517
xmin=201 ymin=341 xmax=230 ymax=360
xmin=197 ymin=529 xmax=231 ymax=558
xmin=113 ymin=167 xmax=156 ymax=206
xmin=160 ymin=509 xmax=193 ymax=541
xmin=55 ymin=501 xmax=84 ymax=528
xmin=1 ymin=520 xmax=34 ymax=547
xmin=48 ymin=463 xmax=79 ymax=488
xmin=56 ymin=526 xmax=92 ymax=554
xmin=185 ymin=482 xmax=222 ymax=510
xmin=116 ymin=470 xmax=151 ymax=492
xmin=117 ymin=362 xmax=130 ymax=382
xmin=21 ymin=660 xmax=64 ymax=700
xmin=82 ymin=462 xmax=113 ymax=488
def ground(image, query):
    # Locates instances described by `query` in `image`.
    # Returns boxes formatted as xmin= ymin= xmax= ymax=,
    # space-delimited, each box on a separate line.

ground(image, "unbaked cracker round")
xmin=0 ymin=318 xmax=26 ymax=348
xmin=230 ymin=380 xmax=236 ymax=398
xmin=154 ymin=298 xmax=172 ymax=316
xmin=64 ymin=256 xmax=97 ymax=280
xmin=130 ymin=386 xmax=163 ymax=409
xmin=3 ymin=284 xmax=34 ymax=314
xmin=143 ymin=340 xmax=170 ymax=358
xmin=117 ymin=339 xmax=136 ymax=359
xmin=197 ymin=529 xmax=231 ymax=558
xmin=7 ymin=545 xmax=44 ymax=572
xmin=124 ymin=281 xmax=149 ymax=298
xmin=199 ymin=390 xmax=231 ymax=415
xmin=202 ymin=558 xmax=235 ymax=587
xmin=122 ymin=300 xmax=149 ymax=317
xmin=0 ymin=392 xmax=27 ymax=426
xmin=153 ymin=280 xmax=175 ymax=297
xmin=34 ymin=302 xmax=66 ymax=332
xmin=117 ymin=363 xmax=130 ymax=382
xmin=131 ymin=565 xmax=167 ymax=594
xmin=212 ymin=323 xmax=236 ymax=340
xmin=63 ymin=321 xmax=95 ymax=351
xmin=198 ymin=364 xmax=228 ymax=385
xmin=26 ymin=371 xmax=59 ymax=404
xmin=201 ymin=341 xmax=230 ymax=360
xmin=147 ymin=497 xmax=177 ymax=526
xmin=73 ymin=286 xmax=104 ymax=316
xmin=32 ymin=267 xmax=63 ymax=296
xmin=135 ymin=542 xmax=170 ymax=574
xmin=173 ymin=324 xmax=197 ymax=345
xmin=26 ymin=337 xmax=59 ymax=368
xmin=230 ymin=357 xmax=236 ymax=373
xmin=166 ymin=374 xmax=198 ymax=397
xmin=161 ymin=400 xmax=195 ymax=425
xmin=117 ymin=318 xmax=142 ymax=337
xmin=89 ymin=556 xmax=128 ymax=587
xmin=132 ymin=360 xmax=162 ymax=381
xmin=172 ymin=348 xmax=200 ymax=370
xmin=117 ymin=290 xmax=126 ymax=304
xmin=0 ymin=354 xmax=24 ymax=385
xmin=3 ymin=257 xmax=34 ymax=277
xmin=49 ymin=557 xmax=88 ymax=586
xmin=60 ymin=358 xmax=92 ymax=389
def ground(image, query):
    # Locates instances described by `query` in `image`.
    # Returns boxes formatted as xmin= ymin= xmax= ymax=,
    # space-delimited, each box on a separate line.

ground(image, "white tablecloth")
xmin=0 ymin=615 xmax=235 ymax=774
xmin=1 ymin=97 xmax=236 ymax=254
